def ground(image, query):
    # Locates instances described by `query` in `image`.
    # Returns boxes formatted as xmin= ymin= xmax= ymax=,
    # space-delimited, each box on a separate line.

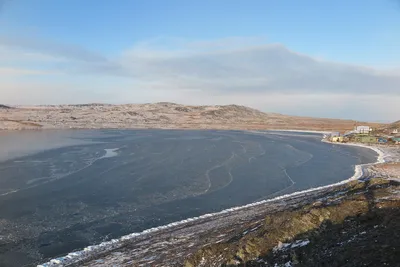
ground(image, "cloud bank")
xmin=0 ymin=36 xmax=399 ymax=121
xmin=124 ymin=41 xmax=400 ymax=95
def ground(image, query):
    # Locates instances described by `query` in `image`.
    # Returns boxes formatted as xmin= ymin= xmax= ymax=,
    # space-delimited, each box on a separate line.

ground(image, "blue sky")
xmin=0 ymin=0 xmax=399 ymax=121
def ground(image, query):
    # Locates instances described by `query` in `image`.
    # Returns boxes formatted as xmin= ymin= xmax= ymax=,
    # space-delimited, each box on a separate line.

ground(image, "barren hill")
xmin=389 ymin=120 xmax=400 ymax=129
xmin=374 ymin=120 xmax=399 ymax=135
xmin=0 ymin=103 xmax=383 ymax=131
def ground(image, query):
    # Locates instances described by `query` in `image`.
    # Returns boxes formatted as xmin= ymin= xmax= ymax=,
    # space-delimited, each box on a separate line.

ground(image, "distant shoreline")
xmin=1 ymin=103 xmax=384 ymax=132
xmin=0 ymin=125 xmax=352 ymax=132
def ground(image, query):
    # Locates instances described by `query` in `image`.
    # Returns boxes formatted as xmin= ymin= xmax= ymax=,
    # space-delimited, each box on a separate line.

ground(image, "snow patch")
xmin=100 ymin=148 xmax=119 ymax=159
xmin=273 ymin=239 xmax=310 ymax=253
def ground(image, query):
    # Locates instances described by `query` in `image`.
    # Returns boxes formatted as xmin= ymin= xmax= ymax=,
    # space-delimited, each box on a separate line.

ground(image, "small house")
xmin=392 ymin=129 xmax=398 ymax=134
xmin=354 ymin=126 xmax=372 ymax=134
xmin=331 ymin=136 xmax=344 ymax=142
xmin=393 ymin=137 xmax=400 ymax=144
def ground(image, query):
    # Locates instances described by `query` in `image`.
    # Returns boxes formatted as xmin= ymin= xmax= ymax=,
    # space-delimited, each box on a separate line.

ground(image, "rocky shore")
xmin=38 ymin=144 xmax=400 ymax=267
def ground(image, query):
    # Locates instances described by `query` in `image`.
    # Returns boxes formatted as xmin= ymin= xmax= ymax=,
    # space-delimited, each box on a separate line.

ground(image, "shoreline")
xmin=0 ymin=127 xmax=340 ymax=133
xmin=321 ymin=140 xmax=387 ymax=185
xmin=265 ymin=129 xmax=333 ymax=134
xmin=321 ymin=139 xmax=387 ymax=164
xmin=38 ymin=132 xmax=393 ymax=267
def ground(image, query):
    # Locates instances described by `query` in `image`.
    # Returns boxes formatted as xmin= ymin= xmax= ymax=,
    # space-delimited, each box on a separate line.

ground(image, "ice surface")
xmin=30 ymin=134 xmax=388 ymax=267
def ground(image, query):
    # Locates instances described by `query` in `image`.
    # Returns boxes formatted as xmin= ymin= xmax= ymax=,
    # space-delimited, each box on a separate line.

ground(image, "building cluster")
xmin=324 ymin=126 xmax=400 ymax=145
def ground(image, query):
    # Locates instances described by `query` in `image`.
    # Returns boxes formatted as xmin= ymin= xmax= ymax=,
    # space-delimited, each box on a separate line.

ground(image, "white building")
xmin=392 ymin=129 xmax=398 ymax=134
xmin=354 ymin=126 xmax=371 ymax=134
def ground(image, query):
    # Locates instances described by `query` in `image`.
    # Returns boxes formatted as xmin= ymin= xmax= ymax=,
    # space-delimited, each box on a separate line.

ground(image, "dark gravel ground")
xmin=218 ymin=178 xmax=400 ymax=267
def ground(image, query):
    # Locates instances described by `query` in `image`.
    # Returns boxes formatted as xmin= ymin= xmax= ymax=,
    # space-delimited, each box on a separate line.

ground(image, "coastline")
xmin=265 ymin=129 xmax=333 ymax=134
xmin=321 ymin=139 xmax=387 ymax=164
xmin=37 ymin=132 xmax=394 ymax=267
xmin=2 ymin=103 xmax=381 ymax=133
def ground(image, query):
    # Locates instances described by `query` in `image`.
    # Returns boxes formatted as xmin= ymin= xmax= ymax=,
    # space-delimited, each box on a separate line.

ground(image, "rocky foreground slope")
xmin=186 ymin=174 xmax=399 ymax=267
xmin=0 ymin=103 xmax=382 ymax=131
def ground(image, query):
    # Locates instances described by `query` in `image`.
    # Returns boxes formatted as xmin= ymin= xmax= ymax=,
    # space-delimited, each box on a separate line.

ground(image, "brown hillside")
xmin=0 ymin=103 xmax=385 ymax=131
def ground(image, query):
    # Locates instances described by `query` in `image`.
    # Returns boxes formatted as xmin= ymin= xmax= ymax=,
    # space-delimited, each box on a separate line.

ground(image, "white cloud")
xmin=123 ymin=41 xmax=400 ymax=95
xmin=0 ymin=80 xmax=118 ymax=105
xmin=0 ymin=36 xmax=107 ymax=62
xmin=0 ymin=46 xmax=66 ymax=63
xmin=0 ymin=36 xmax=399 ymax=121
xmin=0 ymin=67 xmax=59 ymax=75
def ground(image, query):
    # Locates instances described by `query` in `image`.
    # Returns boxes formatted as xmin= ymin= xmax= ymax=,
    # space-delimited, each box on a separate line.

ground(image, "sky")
xmin=0 ymin=0 xmax=399 ymax=121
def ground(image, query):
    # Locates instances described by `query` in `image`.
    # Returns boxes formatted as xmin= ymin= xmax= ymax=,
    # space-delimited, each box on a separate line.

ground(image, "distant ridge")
xmin=0 ymin=102 xmax=385 ymax=131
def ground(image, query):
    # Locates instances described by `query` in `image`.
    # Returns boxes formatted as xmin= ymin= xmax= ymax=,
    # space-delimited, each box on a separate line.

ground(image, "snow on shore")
xmin=38 ymin=137 xmax=390 ymax=267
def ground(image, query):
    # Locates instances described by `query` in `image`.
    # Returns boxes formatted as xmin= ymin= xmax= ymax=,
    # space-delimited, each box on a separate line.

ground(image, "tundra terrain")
xmin=0 ymin=103 xmax=383 ymax=131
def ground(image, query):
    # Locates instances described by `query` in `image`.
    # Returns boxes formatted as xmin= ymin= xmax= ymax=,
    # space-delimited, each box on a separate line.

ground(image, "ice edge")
xmin=38 ymin=138 xmax=386 ymax=267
